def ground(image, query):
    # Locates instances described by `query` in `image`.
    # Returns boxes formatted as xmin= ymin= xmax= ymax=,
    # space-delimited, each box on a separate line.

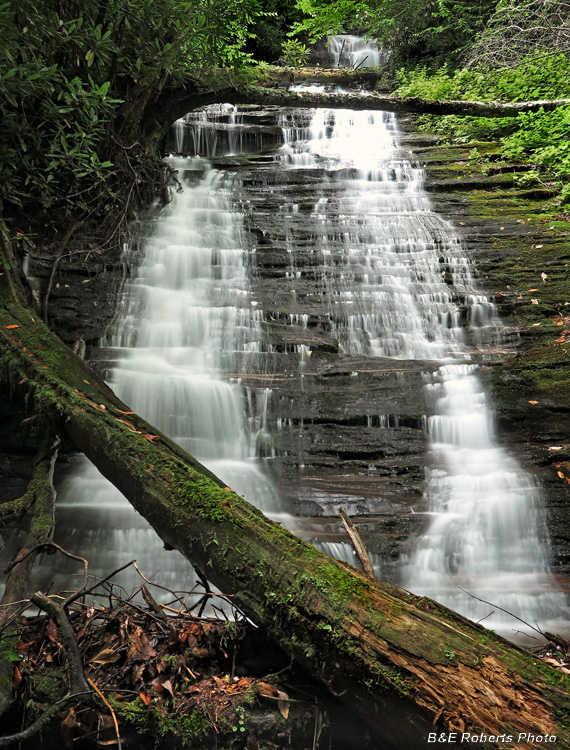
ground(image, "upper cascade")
xmin=327 ymin=34 xmax=388 ymax=68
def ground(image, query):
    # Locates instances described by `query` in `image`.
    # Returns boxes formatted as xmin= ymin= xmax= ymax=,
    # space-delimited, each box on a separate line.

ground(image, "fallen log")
xmin=156 ymin=76 xmax=570 ymax=131
xmin=1 ymin=241 xmax=570 ymax=748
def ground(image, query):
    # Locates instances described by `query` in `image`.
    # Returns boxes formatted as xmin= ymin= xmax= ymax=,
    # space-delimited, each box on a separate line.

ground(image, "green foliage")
xmin=245 ymin=0 xmax=304 ymax=62
xmin=397 ymin=54 xmax=570 ymax=197
xmin=292 ymin=0 xmax=496 ymax=66
xmin=0 ymin=0 xmax=262 ymax=237
xmin=281 ymin=38 xmax=310 ymax=66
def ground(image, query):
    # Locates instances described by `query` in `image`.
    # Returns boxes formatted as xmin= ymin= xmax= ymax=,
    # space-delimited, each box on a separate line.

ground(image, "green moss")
xmin=32 ymin=669 xmax=66 ymax=702
xmin=115 ymin=697 xmax=212 ymax=747
xmin=173 ymin=470 xmax=235 ymax=522
xmin=376 ymin=663 xmax=416 ymax=697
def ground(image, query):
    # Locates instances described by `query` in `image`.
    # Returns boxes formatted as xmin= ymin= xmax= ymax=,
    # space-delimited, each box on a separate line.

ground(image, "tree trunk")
xmin=1 ymin=244 xmax=569 ymax=748
xmin=155 ymin=75 xmax=570 ymax=133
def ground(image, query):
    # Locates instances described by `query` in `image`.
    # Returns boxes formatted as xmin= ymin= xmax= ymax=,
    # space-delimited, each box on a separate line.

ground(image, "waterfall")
xmin=408 ymin=363 xmax=565 ymax=634
xmin=327 ymin=35 xmax=387 ymax=69
xmin=10 ymin=76 xmax=566 ymax=638
xmin=275 ymin=88 xmax=568 ymax=639
xmin=31 ymin=155 xmax=281 ymax=596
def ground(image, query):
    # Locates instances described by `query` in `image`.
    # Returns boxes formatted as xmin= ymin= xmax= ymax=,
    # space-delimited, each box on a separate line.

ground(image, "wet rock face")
xmin=23 ymin=238 xmax=127 ymax=348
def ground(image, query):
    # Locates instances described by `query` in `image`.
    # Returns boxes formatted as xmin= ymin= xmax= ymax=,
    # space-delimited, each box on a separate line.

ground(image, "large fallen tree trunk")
xmin=155 ymin=74 xmax=570 ymax=131
xmin=1 ymin=242 xmax=570 ymax=748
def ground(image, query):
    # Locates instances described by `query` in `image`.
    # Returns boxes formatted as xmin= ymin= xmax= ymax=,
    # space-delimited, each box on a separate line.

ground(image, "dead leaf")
xmin=500 ymin=226 xmax=504 ymax=230
xmin=128 ymin=626 xmax=157 ymax=661
xmin=115 ymin=418 xmax=139 ymax=432
xmin=139 ymin=692 xmax=152 ymax=706
xmin=541 ymin=272 xmax=548 ymax=282
xmin=278 ymin=700 xmax=289 ymax=719
xmin=47 ymin=618 xmax=58 ymax=643
xmin=542 ymin=657 xmax=562 ymax=667
xmin=548 ymin=447 xmax=564 ymax=452
xmin=258 ymin=682 xmax=289 ymax=702
xmin=5 ymin=324 xmax=19 ymax=329
xmin=528 ymin=400 xmax=539 ymax=405
xmin=531 ymin=298 xmax=539 ymax=305
xmin=61 ymin=707 xmax=80 ymax=731
xmin=132 ymin=663 xmax=146 ymax=684
xmin=161 ymin=679 xmax=174 ymax=698
xmin=87 ymin=400 xmax=107 ymax=412
xmin=558 ymin=471 xmax=565 ymax=479
xmin=91 ymin=648 xmax=121 ymax=665
xmin=517 ymin=294 xmax=523 ymax=300
xmin=14 ymin=666 xmax=22 ymax=685
xmin=116 ymin=409 xmax=136 ymax=415
xmin=178 ymin=629 xmax=188 ymax=643
xmin=528 ymin=288 xmax=538 ymax=292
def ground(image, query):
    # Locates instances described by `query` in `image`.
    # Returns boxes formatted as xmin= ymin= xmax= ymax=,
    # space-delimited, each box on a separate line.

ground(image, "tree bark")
xmin=1 ymin=244 xmax=570 ymax=748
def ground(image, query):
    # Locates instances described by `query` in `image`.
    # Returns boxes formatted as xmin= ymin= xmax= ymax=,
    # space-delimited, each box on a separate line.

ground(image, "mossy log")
xmin=1 ymin=247 xmax=570 ymax=749
xmin=156 ymin=77 xmax=570 ymax=132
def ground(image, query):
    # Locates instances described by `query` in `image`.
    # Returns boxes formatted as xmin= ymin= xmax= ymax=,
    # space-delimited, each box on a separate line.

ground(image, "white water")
xmin=42 ymin=156 xmax=282 ymax=595
xmin=277 ymin=88 xmax=569 ymax=639
xmin=17 ymin=77 xmax=567 ymax=635
xmin=327 ymin=34 xmax=387 ymax=69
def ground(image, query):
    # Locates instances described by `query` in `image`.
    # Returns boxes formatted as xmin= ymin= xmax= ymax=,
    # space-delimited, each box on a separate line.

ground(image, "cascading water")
xmin=327 ymin=35 xmax=387 ymax=69
xmin=36 ymin=153 xmax=281 ymax=595
xmin=275 ymin=88 xmax=568 ymax=638
xmin=12 ymin=71 xmax=566 ymax=637
xmin=408 ymin=363 xmax=566 ymax=634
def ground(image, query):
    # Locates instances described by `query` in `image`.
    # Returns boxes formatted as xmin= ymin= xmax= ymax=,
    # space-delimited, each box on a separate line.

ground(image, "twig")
xmin=4 ymin=542 xmax=87 ymax=590
xmin=88 ymin=677 xmax=122 ymax=750
xmin=132 ymin=561 xmax=189 ymax=611
xmin=65 ymin=560 xmax=136 ymax=607
xmin=31 ymin=592 xmax=92 ymax=695
xmin=458 ymin=587 xmax=547 ymax=638
xmin=338 ymin=508 xmax=375 ymax=579
xmin=43 ymin=220 xmax=83 ymax=324
xmin=353 ymin=55 xmax=369 ymax=71
xmin=141 ymin=585 xmax=167 ymax=622
xmin=476 ymin=610 xmax=495 ymax=625
xmin=0 ymin=692 xmax=92 ymax=748
xmin=337 ymin=38 xmax=345 ymax=67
